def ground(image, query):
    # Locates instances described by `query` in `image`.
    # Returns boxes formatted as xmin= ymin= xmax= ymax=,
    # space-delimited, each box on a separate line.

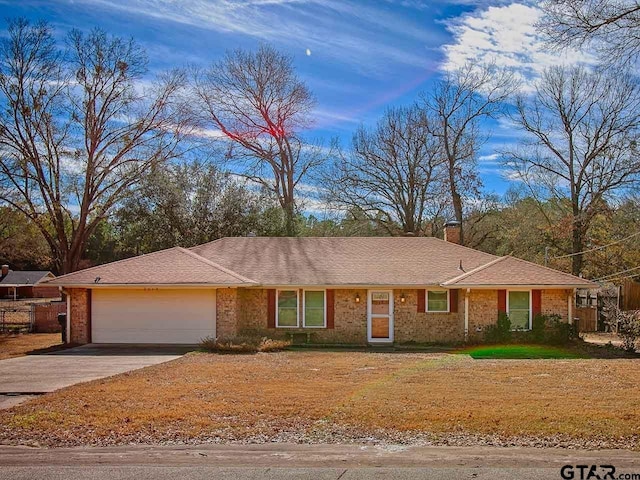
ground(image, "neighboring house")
xmin=0 ymin=265 xmax=59 ymax=300
xmin=44 ymin=223 xmax=595 ymax=345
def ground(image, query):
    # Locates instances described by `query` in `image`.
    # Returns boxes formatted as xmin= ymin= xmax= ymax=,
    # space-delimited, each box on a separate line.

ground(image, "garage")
xmin=91 ymin=288 xmax=216 ymax=344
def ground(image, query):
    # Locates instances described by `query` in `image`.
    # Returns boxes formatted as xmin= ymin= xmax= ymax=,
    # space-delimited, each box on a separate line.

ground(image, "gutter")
xmin=44 ymin=283 xmax=255 ymax=289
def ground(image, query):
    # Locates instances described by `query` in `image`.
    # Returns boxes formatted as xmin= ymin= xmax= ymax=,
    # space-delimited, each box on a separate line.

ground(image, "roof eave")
xmin=50 ymin=282 xmax=257 ymax=288
xmin=440 ymin=283 xmax=596 ymax=289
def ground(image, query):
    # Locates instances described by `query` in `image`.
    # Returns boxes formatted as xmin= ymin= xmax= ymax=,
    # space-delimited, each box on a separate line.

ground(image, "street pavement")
xmin=1 ymin=443 xmax=638 ymax=480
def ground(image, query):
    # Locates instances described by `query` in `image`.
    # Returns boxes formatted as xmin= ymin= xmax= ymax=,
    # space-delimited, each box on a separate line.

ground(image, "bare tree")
xmin=504 ymin=65 xmax=640 ymax=276
xmin=0 ymin=19 xmax=188 ymax=273
xmin=192 ymin=45 xmax=322 ymax=236
xmin=539 ymin=0 xmax=640 ymax=67
xmin=422 ymin=63 xmax=516 ymax=245
xmin=326 ymin=105 xmax=447 ymax=235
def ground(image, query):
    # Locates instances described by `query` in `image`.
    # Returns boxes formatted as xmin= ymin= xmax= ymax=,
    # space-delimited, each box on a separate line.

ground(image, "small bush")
xmin=529 ymin=314 xmax=578 ymax=345
xmin=199 ymin=336 xmax=291 ymax=354
xmin=484 ymin=313 xmax=512 ymax=343
xmin=602 ymin=301 xmax=640 ymax=352
xmin=617 ymin=311 xmax=640 ymax=352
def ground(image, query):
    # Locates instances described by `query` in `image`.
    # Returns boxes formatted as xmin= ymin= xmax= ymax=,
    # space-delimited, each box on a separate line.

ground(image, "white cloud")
xmin=67 ymin=0 xmax=437 ymax=77
xmin=441 ymin=3 xmax=596 ymax=87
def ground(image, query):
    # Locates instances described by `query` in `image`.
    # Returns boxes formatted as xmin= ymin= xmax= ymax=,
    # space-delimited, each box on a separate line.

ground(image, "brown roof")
xmin=45 ymin=247 xmax=256 ymax=286
xmin=190 ymin=237 xmax=497 ymax=286
xmin=442 ymin=255 xmax=595 ymax=288
xmin=47 ymin=237 xmax=596 ymax=288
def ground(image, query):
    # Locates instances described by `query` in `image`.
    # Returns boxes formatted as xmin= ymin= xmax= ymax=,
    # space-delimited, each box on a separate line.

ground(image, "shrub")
xmin=602 ymin=301 xmax=640 ymax=352
xmin=530 ymin=314 xmax=578 ymax=345
xmin=531 ymin=314 xmax=547 ymax=343
xmin=199 ymin=336 xmax=291 ymax=354
xmin=617 ymin=311 xmax=640 ymax=352
xmin=484 ymin=313 xmax=512 ymax=343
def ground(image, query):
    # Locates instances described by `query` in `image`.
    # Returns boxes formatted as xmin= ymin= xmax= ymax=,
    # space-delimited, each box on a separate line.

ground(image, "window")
xmin=427 ymin=290 xmax=449 ymax=312
xmin=303 ymin=290 xmax=326 ymax=327
xmin=277 ymin=290 xmax=299 ymax=327
xmin=508 ymin=291 xmax=531 ymax=330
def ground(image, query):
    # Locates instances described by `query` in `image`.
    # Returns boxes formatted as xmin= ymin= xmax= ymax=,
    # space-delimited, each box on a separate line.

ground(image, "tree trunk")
xmin=449 ymin=158 xmax=464 ymax=245
xmin=284 ymin=199 xmax=297 ymax=236
xmin=571 ymin=218 xmax=585 ymax=277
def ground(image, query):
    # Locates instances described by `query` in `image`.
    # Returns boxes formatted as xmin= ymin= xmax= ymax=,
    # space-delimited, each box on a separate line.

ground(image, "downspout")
xmin=568 ymin=289 xmax=574 ymax=325
xmin=61 ymin=287 xmax=70 ymax=344
xmin=464 ymin=288 xmax=470 ymax=341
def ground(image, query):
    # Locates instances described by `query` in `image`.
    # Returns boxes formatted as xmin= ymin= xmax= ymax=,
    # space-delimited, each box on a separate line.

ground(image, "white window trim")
xmin=276 ymin=289 xmax=299 ymax=328
xmin=302 ymin=289 xmax=327 ymax=328
xmin=426 ymin=289 xmax=450 ymax=313
xmin=507 ymin=289 xmax=533 ymax=331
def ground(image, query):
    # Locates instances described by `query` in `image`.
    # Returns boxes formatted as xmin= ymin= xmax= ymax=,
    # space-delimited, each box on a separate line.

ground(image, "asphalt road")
xmin=0 ymin=466 xmax=563 ymax=479
xmin=1 ymin=443 xmax=639 ymax=480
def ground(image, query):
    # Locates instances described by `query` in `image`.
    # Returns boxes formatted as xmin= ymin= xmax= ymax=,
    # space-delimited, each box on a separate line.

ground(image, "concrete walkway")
xmin=0 ymin=344 xmax=188 ymax=408
xmin=0 ymin=444 xmax=638 ymax=480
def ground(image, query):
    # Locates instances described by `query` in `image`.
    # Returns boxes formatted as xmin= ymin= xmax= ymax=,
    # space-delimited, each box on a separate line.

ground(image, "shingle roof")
xmin=45 ymin=237 xmax=596 ymax=288
xmin=190 ymin=237 xmax=498 ymax=286
xmin=44 ymin=247 xmax=257 ymax=286
xmin=442 ymin=255 xmax=595 ymax=287
xmin=0 ymin=270 xmax=53 ymax=286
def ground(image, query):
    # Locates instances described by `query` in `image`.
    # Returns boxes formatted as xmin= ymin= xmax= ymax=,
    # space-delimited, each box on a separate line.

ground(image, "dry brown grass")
xmin=0 ymin=351 xmax=638 ymax=448
xmin=0 ymin=334 xmax=62 ymax=360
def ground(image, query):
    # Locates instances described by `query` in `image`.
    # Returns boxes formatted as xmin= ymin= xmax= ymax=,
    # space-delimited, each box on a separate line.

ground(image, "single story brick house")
xmin=45 ymin=224 xmax=595 ymax=345
xmin=0 ymin=265 xmax=59 ymax=300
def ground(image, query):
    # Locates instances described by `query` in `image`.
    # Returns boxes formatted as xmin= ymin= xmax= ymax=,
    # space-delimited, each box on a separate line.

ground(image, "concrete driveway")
xmin=0 ymin=344 xmax=190 ymax=408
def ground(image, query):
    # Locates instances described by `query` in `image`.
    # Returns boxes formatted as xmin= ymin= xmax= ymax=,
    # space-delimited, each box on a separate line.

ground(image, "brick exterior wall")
xmin=394 ymin=290 xmax=465 ymax=343
xmin=69 ymin=288 xmax=90 ymax=344
xmin=235 ymin=288 xmax=368 ymax=344
xmin=32 ymin=285 xmax=62 ymax=298
xmin=541 ymin=289 xmax=571 ymax=321
xmin=466 ymin=288 xmax=572 ymax=340
xmin=64 ymin=286 xmax=574 ymax=345
xmin=216 ymin=288 xmax=239 ymax=338
xmin=230 ymin=288 xmax=466 ymax=344
xmin=467 ymin=289 xmax=499 ymax=340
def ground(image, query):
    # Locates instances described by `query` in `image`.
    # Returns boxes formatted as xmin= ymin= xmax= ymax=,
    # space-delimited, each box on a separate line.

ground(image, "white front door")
xmin=367 ymin=290 xmax=394 ymax=343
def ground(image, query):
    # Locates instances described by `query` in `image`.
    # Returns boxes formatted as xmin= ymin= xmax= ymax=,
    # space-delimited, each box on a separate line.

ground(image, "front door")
xmin=368 ymin=290 xmax=394 ymax=343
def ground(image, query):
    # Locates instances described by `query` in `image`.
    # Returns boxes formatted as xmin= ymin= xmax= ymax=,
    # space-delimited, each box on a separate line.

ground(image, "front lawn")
xmin=457 ymin=344 xmax=584 ymax=359
xmin=1 ymin=351 xmax=639 ymax=449
xmin=0 ymin=334 xmax=63 ymax=360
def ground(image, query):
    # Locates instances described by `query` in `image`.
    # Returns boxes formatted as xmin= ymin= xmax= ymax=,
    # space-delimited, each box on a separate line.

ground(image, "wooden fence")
xmin=621 ymin=279 xmax=640 ymax=311
xmin=574 ymin=307 xmax=597 ymax=332
xmin=32 ymin=302 xmax=66 ymax=333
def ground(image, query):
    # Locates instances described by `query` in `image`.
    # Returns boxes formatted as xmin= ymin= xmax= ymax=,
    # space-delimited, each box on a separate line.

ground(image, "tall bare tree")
xmin=0 ymin=19 xmax=187 ymax=273
xmin=539 ymin=0 xmax=640 ymax=67
xmin=327 ymin=105 xmax=447 ymax=235
xmin=192 ymin=45 xmax=321 ymax=236
xmin=504 ymin=65 xmax=640 ymax=276
xmin=422 ymin=63 xmax=516 ymax=245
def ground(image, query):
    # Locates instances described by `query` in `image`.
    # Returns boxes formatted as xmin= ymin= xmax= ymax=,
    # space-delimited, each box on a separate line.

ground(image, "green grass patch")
xmin=456 ymin=344 xmax=586 ymax=359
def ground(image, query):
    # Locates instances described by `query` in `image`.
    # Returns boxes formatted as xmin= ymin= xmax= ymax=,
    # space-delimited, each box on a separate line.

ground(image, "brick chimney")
xmin=1 ymin=264 xmax=8 ymax=278
xmin=444 ymin=221 xmax=461 ymax=245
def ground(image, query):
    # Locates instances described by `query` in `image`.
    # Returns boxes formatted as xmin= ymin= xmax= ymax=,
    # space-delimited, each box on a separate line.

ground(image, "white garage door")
xmin=92 ymin=289 xmax=216 ymax=344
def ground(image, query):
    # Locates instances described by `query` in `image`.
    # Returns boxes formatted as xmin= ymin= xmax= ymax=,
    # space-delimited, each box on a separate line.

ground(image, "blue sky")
xmin=0 ymin=0 xmax=592 ymax=196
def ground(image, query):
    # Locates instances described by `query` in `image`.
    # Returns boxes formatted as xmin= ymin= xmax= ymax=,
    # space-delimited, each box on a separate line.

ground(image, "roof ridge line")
xmin=177 ymin=247 xmax=257 ymax=284
xmin=442 ymin=256 xmax=509 ymax=286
